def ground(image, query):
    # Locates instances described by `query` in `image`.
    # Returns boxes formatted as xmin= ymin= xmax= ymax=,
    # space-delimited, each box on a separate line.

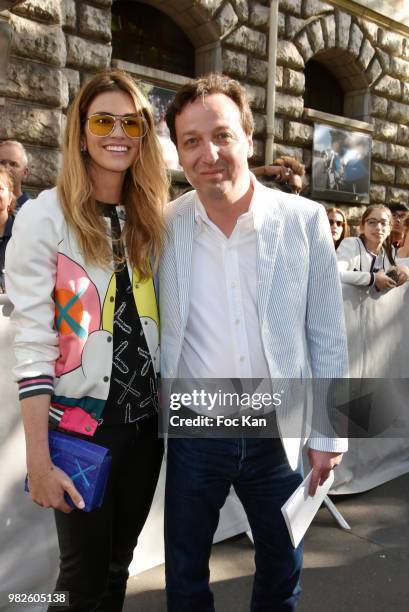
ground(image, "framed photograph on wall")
xmin=139 ymin=81 xmax=182 ymax=170
xmin=311 ymin=123 xmax=371 ymax=203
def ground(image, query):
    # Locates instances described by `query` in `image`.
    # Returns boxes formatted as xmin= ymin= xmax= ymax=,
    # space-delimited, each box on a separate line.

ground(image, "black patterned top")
xmin=99 ymin=203 xmax=158 ymax=425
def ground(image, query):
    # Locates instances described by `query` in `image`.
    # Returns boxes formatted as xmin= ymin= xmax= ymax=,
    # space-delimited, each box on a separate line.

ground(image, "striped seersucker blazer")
xmin=159 ymin=177 xmax=349 ymax=469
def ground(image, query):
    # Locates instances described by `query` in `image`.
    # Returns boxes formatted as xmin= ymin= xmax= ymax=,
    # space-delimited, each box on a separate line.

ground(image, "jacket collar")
xmin=172 ymin=174 xmax=283 ymax=325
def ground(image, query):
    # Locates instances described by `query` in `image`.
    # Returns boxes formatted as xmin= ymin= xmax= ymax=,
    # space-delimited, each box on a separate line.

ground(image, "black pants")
xmin=49 ymin=417 xmax=163 ymax=612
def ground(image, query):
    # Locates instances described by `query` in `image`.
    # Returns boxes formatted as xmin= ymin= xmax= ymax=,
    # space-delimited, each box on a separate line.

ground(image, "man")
xmin=0 ymin=140 xmax=30 ymax=209
xmin=253 ymin=155 xmax=305 ymax=195
xmin=160 ymin=74 xmax=348 ymax=611
xmin=388 ymin=201 xmax=409 ymax=248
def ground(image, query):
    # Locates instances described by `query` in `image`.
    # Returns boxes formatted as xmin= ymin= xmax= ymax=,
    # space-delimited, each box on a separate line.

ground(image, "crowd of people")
xmin=325 ymin=202 xmax=409 ymax=291
xmin=1 ymin=69 xmax=408 ymax=612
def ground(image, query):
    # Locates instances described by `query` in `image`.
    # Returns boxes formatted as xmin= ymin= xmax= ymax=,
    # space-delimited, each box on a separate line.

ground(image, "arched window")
xmin=111 ymin=1 xmax=195 ymax=77
xmin=304 ymin=51 xmax=370 ymax=122
xmin=304 ymin=60 xmax=343 ymax=116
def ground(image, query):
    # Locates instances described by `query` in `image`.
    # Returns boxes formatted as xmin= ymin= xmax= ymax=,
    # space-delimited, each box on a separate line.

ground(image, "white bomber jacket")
xmin=5 ymin=188 xmax=159 ymax=437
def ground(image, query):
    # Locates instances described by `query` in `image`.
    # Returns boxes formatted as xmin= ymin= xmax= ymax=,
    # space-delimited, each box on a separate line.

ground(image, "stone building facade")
xmin=1 ymin=0 xmax=409 ymax=220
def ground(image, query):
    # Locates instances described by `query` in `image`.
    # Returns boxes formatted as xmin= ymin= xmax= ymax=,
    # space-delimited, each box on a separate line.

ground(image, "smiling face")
xmin=83 ymin=90 xmax=141 ymax=185
xmin=328 ymin=211 xmax=344 ymax=243
xmin=174 ymin=93 xmax=253 ymax=205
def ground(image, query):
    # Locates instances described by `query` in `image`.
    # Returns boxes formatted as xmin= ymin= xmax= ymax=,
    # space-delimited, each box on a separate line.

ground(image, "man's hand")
xmin=307 ymin=449 xmax=343 ymax=496
xmin=28 ymin=464 xmax=85 ymax=514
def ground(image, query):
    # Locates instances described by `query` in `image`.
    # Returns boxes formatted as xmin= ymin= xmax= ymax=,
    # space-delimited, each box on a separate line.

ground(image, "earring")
xmin=80 ymin=143 xmax=87 ymax=154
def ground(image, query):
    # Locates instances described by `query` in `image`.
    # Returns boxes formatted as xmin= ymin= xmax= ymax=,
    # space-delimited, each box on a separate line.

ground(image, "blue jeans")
xmin=165 ymin=436 xmax=303 ymax=612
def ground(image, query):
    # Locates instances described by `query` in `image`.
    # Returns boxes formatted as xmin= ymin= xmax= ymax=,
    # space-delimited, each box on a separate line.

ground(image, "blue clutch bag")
xmin=25 ymin=430 xmax=112 ymax=512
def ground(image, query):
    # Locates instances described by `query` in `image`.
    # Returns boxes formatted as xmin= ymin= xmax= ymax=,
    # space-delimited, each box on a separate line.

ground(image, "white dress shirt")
xmin=178 ymin=195 xmax=270 ymax=381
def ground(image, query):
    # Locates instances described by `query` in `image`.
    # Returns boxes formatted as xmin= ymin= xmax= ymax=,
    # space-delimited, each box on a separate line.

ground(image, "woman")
xmin=327 ymin=207 xmax=349 ymax=250
xmin=5 ymin=70 xmax=168 ymax=611
xmin=0 ymin=167 xmax=16 ymax=292
xmin=336 ymin=204 xmax=408 ymax=291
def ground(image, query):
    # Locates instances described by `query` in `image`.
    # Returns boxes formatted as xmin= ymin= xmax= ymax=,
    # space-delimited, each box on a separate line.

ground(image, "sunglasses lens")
xmin=122 ymin=116 xmax=147 ymax=138
xmin=88 ymin=115 xmax=115 ymax=136
xmin=87 ymin=114 xmax=148 ymax=138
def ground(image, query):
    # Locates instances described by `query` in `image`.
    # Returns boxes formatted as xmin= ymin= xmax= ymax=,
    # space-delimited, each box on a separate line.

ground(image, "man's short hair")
xmin=0 ymin=140 xmax=28 ymax=167
xmin=273 ymin=155 xmax=305 ymax=178
xmin=165 ymin=73 xmax=254 ymax=146
xmin=388 ymin=201 xmax=409 ymax=214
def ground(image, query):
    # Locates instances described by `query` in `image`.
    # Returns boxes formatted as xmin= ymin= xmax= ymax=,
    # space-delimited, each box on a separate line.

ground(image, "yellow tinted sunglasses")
xmin=87 ymin=113 xmax=148 ymax=138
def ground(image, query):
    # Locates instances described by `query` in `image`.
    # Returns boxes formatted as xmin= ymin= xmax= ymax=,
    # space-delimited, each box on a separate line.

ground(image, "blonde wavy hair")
xmin=57 ymin=69 xmax=168 ymax=278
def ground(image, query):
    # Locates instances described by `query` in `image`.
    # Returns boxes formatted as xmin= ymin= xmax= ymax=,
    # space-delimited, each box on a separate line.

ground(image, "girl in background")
xmin=327 ymin=207 xmax=349 ymax=250
xmin=336 ymin=205 xmax=408 ymax=291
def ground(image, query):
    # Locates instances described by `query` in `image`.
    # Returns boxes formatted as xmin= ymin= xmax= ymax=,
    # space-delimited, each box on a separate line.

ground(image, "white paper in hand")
xmin=281 ymin=469 xmax=335 ymax=548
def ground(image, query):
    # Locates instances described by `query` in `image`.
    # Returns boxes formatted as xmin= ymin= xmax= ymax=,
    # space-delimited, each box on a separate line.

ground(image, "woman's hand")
xmin=21 ymin=394 xmax=84 ymax=514
xmin=395 ymin=265 xmax=409 ymax=286
xmin=374 ymin=271 xmax=397 ymax=291
xmin=27 ymin=464 xmax=84 ymax=514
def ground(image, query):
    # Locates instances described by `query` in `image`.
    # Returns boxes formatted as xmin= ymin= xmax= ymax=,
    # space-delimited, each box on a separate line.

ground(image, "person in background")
xmin=253 ymin=155 xmax=305 ymax=195
xmin=0 ymin=140 xmax=30 ymax=210
xmin=396 ymin=213 xmax=409 ymax=266
xmin=327 ymin=207 xmax=349 ymax=250
xmin=0 ymin=166 xmax=16 ymax=292
xmin=388 ymin=202 xmax=409 ymax=249
xmin=336 ymin=204 xmax=409 ymax=291
xmin=6 ymin=70 xmax=167 ymax=612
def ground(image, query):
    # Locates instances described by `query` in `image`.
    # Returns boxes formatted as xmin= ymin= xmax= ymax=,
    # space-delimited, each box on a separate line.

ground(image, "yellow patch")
xmin=102 ymin=273 xmax=116 ymax=334
xmin=132 ymin=270 xmax=159 ymax=327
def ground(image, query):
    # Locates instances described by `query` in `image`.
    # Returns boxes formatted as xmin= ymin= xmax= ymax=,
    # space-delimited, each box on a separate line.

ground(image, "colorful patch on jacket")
xmin=101 ymin=269 xmax=160 ymax=372
xmin=54 ymin=254 xmax=101 ymax=376
xmin=132 ymin=269 xmax=160 ymax=374
xmin=102 ymin=273 xmax=116 ymax=334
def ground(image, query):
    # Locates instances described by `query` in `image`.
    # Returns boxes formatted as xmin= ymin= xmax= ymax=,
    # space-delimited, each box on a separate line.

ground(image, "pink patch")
xmin=54 ymin=254 xmax=101 ymax=376
xmin=58 ymin=406 xmax=98 ymax=436
xmin=19 ymin=378 xmax=52 ymax=388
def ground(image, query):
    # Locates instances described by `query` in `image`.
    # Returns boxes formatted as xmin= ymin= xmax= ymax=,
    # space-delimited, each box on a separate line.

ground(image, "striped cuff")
xmin=18 ymin=375 xmax=54 ymax=400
